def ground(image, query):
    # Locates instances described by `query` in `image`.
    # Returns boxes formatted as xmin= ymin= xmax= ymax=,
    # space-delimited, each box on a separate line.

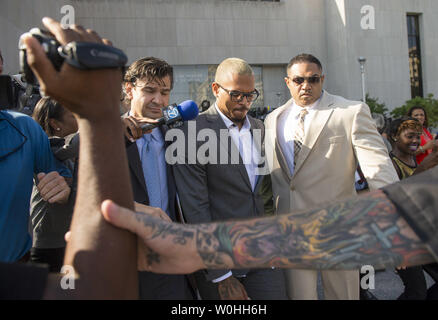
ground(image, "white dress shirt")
xmin=211 ymin=104 xmax=261 ymax=282
xmin=277 ymin=93 xmax=323 ymax=175
xmin=215 ymin=103 xmax=260 ymax=191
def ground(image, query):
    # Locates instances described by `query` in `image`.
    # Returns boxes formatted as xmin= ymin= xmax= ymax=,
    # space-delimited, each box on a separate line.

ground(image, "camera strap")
xmin=59 ymin=42 xmax=127 ymax=70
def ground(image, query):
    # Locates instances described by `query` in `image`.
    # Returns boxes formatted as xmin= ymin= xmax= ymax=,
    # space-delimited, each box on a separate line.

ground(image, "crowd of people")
xmin=1 ymin=18 xmax=438 ymax=300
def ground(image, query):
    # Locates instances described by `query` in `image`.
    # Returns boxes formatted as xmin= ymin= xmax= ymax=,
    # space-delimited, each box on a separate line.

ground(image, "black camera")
xmin=0 ymin=74 xmax=40 ymax=114
xmin=19 ymin=27 xmax=128 ymax=86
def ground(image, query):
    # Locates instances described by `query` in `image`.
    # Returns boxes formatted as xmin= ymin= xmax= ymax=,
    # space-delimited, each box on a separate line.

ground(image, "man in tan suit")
xmin=264 ymin=53 xmax=399 ymax=300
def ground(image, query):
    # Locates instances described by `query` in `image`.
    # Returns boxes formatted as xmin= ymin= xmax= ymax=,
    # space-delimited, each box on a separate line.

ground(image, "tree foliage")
xmin=365 ymin=93 xmax=389 ymax=116
xmin=390 ymin=94 xmax=438 ymax=128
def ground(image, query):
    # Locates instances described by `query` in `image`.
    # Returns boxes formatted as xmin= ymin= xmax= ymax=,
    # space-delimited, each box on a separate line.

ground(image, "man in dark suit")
xmin=173 ymin=58 xmax=287 ymax=300
xmin=122 ymin=57 xmax=194 ymax=300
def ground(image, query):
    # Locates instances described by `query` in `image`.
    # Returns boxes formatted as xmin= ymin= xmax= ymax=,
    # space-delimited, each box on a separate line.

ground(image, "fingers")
xmin=37 ymin=171 xmax=71 ymax=203
xmin=21 ymin=34 xmax=59 ymax=95
xmin=122 ymin=116 xmax=158 ymax=141
xmin=433 ymin=140 xmax=438 ymax=153
xmin=42 ymin=17 xmax=76 ymax=45
xmin=47 ymin=186 xmax=70 ymax=204
xmin=102 ymin=38 xmax=113 ymax=46
xmin=101 ymin=200 xmax=143 ymax=235
xmin=43 ymin=17 xmax=104 ymax=45
xmin=65 ymin=231 xmax=71 ymax=242
xmin=134 ymin=202 xmax=172 ymax=222
xmin=122 ymin=117 xmax=141 ymax=142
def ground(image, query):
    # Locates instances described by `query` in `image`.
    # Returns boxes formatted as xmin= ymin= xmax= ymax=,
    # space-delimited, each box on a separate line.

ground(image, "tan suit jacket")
xmin=265 ymin=91 xmax=398 ymax=214
xmin=264 ymin=91 xmax=399 ymax=299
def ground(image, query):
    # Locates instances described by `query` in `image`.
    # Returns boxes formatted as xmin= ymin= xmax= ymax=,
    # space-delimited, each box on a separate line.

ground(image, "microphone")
xmin=141 ymin=100 xmax=199 ymax=133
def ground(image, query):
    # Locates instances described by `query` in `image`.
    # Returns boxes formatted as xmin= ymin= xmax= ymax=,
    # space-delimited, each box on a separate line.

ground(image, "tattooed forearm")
xmin=194 ymin=190 xmax=434 ymax=271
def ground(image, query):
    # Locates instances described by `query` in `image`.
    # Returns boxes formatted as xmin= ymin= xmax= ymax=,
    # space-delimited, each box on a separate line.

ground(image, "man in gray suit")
xmin=173 ymin=58 xmax=287 ymax=300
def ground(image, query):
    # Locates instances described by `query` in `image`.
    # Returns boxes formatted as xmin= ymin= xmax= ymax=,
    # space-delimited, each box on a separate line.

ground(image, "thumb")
xmin=101 ymin=200 xmax=141 ymax=235
xmin=37 ymin=172 xmax=46 ymax=181
xmin=21 ymin=33 xmax=59 ymax=94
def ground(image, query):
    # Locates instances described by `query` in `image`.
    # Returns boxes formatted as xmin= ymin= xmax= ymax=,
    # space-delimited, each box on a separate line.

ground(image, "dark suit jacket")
xmin=125 ymin=126 xmax=192 ymax=299
xmin=173 ymin=105 xmax=266 ymax=282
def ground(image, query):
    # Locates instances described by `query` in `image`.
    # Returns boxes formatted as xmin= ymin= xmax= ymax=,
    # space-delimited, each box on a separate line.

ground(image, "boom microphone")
xmin=141 ymin=100 xmax=199 ymax=133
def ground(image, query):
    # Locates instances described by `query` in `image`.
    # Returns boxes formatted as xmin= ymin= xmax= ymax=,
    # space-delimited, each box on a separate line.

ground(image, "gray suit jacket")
xmin=173 ymin=105 xmax=266 ymax=281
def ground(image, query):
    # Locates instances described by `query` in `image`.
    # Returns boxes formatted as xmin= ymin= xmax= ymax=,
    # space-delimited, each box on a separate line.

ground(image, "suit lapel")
xmin=206 ymin=105 xmax=252 ymax=191
xmin=293 ymin=92 xmax=335 ymax=175
xmin=126 ymin=139 xmax=147 ymax=193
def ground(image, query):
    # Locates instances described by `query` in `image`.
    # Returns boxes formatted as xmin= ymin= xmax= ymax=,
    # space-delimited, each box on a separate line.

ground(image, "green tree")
xmin=365 ymin=94 xmax=389 ymax=116
xmin=390 ymin=94 xmax=438 ymax=128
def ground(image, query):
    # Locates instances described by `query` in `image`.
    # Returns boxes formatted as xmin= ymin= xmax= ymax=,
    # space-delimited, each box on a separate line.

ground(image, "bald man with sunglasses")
xmin=264 ymin=53 xmax=399 ymax=300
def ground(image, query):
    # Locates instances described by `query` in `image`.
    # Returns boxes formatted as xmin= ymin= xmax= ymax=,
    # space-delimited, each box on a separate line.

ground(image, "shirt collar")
xmin=291 ymin=90 xmax=324 ymax=113
xmin=214 ymin=103 xmax=251 ymax=131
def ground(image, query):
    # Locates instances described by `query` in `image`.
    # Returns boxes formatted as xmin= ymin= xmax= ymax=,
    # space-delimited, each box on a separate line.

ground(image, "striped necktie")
xmin=293 ymin=108 xmax=308 ymax=167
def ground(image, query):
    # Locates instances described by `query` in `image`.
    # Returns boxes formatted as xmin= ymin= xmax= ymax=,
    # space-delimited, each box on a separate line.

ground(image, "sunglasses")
xmin=289 ymin=75 xmax=322 ymax=85
xmin=216 ymin=83 xmax=259 ymax=103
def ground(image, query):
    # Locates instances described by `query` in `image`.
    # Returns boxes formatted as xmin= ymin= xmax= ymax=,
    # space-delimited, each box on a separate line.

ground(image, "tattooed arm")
xmin=102 ymin=188 xmax=435 ymax=274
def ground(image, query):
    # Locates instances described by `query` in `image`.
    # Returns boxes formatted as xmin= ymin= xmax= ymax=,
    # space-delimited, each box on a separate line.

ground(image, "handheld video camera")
xmin=19 ymin=28 xmax=128 ymax=86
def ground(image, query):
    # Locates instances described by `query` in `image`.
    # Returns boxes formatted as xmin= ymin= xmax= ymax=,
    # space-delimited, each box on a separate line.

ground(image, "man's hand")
xmin=101 ymin=199 xmax=205 ymax=274
xmin=21 ymin=17 xmax=121 ymax=120
xmin=122 ymin=116 xmax=157 ymax=142
xmin=37 ymin=172 xmax=71 ymax=204
xmin=415 ymin=141 xmax=438 ymax=174
xmin=217 ymin=276 xmax=249 ymax=300
xmin=134 ymin=202 xmax=171 ymax=222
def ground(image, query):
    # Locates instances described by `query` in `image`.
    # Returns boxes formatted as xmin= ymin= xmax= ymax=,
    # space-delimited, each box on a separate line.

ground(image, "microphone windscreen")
xmin=177 ymin=100 xmax=199 ymax=121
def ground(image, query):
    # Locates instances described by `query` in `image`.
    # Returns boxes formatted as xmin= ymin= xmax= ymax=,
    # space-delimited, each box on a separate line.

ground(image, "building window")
xmin=406 ymin=14 xmax=423 ymax=98
xmin=171 ymin=65 xmax=264 ymax=111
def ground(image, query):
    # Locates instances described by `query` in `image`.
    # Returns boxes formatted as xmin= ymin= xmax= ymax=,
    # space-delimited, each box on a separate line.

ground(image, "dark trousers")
xmin=194 ymin=268 xmax=287 ymax=300
xmin=138 ymin=271 xmax=196 ymax=300
xmin=396 ymin=266 xmax=427 ymax=300
xmin=30 ymin=247 xmax=65 ymax=273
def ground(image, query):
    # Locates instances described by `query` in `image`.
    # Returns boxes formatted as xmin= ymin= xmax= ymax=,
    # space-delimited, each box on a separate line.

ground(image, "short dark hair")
xmin=287 ymin=53 xmax=323 ymax=73
xmin=32 ymin=97 xmax=66 ymax=136
xmin=388 ymin=116 xmax=422 ymax=143
xmin=0 ymin=49 xmax=3 ymax=63
xmin=407 ymin=105 xmax=428 ymax=128
xmin=123 ymin=56 xmax=173 ymax=89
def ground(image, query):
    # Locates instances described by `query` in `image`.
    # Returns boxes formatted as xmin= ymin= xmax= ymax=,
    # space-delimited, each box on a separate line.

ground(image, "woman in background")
xmin=407 ymin=106 xmax=436 ymax=164
xmin=30 ymin=97 xmax=79 ymax=272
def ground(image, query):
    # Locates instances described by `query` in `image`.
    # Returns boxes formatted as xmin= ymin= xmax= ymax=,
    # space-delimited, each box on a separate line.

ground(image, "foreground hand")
xmin=21 ymin=17 xmax=122 ymax=120
xmin=122 ymin=116 xmax=157 ymax=142
xmin=101 ymin=200 xmax=204 ymax=274
xmin=415 ymin=141 xmax=438 ymax=174
xmin=134 ymin=202 xmax=171 ymax=222
xmin=37 ymin=171 xmax=71 ymax=204
xmin=218 ymin=276 xmax=249 ymax=300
